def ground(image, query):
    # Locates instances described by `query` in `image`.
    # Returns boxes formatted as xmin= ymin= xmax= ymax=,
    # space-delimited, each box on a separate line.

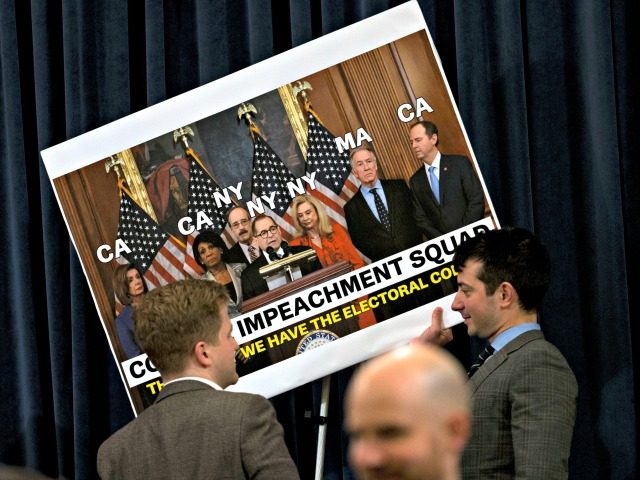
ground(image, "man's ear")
xmin=194 ymin=341 xmax=213 ymax=367
xmin=498 ymin=282 xmax=517 ymax=306
xmin=445 ymin=411 xmax=471 ymax=453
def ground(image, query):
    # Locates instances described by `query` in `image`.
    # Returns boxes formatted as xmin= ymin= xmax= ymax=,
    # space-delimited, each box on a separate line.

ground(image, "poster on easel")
xmin=41 ymin=1 xmax=499 ymax=414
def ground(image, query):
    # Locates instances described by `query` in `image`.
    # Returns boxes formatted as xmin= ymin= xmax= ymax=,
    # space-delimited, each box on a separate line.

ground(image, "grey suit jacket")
xmin=97 ymin=380 xmax=299 ymax=480
xmin=462 ymin=330 xmax=578 ymax=480
xmin=410 ymin=154 xmax=485 ymax=240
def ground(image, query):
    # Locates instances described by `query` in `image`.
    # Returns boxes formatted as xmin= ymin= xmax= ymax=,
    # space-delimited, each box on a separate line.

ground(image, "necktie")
xmin=371 ymin=188 xmax=391 ymax=231
xmin=467 ymin=344 xmax=495 ymax=378
xmin=429 ymin=165 xmax=440 ymax=204
xmin=248 ymin=245 xmax=259 ymax=263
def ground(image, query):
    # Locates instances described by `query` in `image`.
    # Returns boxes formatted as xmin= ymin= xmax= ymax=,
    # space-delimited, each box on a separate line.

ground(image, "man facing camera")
xmin=225 ymin=205 xmax=260 ymax=264
xmin=409 ymin=121 xmax=485 ymax=239
xmin=420 ymin=228 xmax=578 ymax=479
xmin=344 ymin=146 xmax=422 ymax=262
xmin=97 ymin=279 xmax=299 ymax=480
xmin=240 ymin=214 xmax=322 ymax=300
xmin=345 ymin=343 xmax=471 ymax=480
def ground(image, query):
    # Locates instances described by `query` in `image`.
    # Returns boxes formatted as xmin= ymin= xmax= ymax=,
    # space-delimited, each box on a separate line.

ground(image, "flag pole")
xmin=314 ymin=375 xmax=331 ymax=480
xmin=292 ymin=84 xmax=333 ymax=479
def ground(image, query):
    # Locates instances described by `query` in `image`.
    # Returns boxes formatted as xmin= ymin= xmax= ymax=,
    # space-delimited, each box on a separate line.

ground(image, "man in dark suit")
xmin=344 ymin=146 xmax=422 ymax=262
xmin=346 ymin=343 xmax=471 ymax=480
xmin=225 ymin=205 xmax=259 ymax=264
xmin=97 ymin=279 xmax=299 ymax=480
xmin=241 ymin=214 xmax=322 ymax=300
xmin=420 ymin=228 xmax=578 ymax=479
xmin=409 ymin=121 xmax=485 ymax=240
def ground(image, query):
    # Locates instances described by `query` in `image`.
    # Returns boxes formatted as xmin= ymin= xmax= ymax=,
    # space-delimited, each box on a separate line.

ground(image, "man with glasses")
xmin=240 ymin=214 xmax=322 ymax=300
xmin=226 ymin=206 xmax=260 ymax=264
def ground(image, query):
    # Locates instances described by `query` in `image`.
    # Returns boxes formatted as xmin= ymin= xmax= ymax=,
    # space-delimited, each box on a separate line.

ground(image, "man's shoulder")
xmin=408 ymin=166 xmax=425 ymax=184
xmin=243 ymin=256 xmax=265 ymax=274
xmin=499 ymin=331 xmax=575 ymax=379
xmin=441 ymin=154 xmax=472 ymax=169
xmin=380 ymin=178 xmax=409 ymax=190
xmin=345 ymin=188 xmax=364 ymax=207
xmin=108 ymin=387 xmax=265 ymax=431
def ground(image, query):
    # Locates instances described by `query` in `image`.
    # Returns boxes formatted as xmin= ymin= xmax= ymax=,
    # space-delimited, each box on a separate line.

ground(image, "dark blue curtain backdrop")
xmin=1 ymin=1 xmax=637 ymax=478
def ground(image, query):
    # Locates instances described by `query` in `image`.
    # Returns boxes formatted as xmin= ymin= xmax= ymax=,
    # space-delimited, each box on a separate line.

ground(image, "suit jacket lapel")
xmin=355 ymin=188 xmax=382 ymax=228
xmin=468 ymin=330 xmax=545 ymax=393
xmin=438 ymin=156 xmax=452 ymax=206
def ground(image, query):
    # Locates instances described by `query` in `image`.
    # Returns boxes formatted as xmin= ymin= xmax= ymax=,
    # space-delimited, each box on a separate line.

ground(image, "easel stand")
xmin=314 ymin=375 xmax=331 ymax=480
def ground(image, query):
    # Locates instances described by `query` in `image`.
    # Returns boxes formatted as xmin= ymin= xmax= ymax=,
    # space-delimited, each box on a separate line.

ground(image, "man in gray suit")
xmin=420 ymin=228 xmax=578 ymax=479
xmin=97 ymin=279 xmax=299 ymax=480
xmin=345 ymin=343 xmax=471 ymax=480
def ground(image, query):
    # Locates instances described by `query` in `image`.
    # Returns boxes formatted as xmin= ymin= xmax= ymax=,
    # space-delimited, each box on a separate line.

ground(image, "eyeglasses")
xmin=230 ymin=218 xmax=250 ymax=229
xmin=255 ymin=225 xmax=278 ymax=239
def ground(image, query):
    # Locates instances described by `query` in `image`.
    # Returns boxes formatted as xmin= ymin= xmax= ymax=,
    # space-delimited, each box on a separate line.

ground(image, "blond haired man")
xmin=97 ymin=279 xmax=299 ymax=480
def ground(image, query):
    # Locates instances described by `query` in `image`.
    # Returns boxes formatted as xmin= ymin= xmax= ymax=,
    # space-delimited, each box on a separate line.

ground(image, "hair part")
xmin=291 ymin=194 xmax=333 ymax=237
xmin=112 ymin=263 xmax=148 ymax=305
xmin=410 ymin=120 xmax=439 ymax=146
xmin=349 ymin=144 xmax=377 ymax=169
xmin=133 ymin=279 xmax=230 ymax=376
xmin=453 ymin=227 xmax=551 ymax=312
xmin=226 ymin=205 xmax=249 ymax=224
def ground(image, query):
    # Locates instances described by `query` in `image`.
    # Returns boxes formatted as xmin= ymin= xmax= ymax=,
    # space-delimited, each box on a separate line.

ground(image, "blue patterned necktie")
xmin=429 ymin=165 xmax=440 ymax=204
xmin=371 ymin=188 xmax=391 ymax=231
xmin=467 ymin=344 xmax=495 ymax=378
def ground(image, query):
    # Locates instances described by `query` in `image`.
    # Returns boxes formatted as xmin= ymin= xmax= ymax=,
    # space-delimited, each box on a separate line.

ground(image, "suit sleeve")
xmin=239 ymin=395 xmax=300 ymax=479
xmin=344 ymin=200 xmax=375 ymax=261
xmin=510 ymin=346 xmax=578 ymax=479
xmin=459 ymin=158 xmax=485 ymax=225
xmin=241 ymin=268 xmax=258 ymax=301
xmin=410 ymin=176 xmax=442 ymax=240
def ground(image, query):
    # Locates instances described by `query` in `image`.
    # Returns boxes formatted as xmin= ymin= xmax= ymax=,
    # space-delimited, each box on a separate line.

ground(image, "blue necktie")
xmin=429 ymin=165 xmax=440 ymax=204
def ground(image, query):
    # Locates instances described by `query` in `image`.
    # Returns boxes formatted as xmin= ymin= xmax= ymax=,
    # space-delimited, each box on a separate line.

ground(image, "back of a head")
xmin=132 ymin=279 xmax=229 ymax=376
xmin=453 ymin=227 xmax=551 ymax=312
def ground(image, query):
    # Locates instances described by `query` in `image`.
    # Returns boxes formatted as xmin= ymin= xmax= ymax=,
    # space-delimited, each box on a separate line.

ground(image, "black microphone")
xmin=281 ymin=241 xmax=291 ymax=257
xmin=266 ymin=246 xmax=279 ymax=261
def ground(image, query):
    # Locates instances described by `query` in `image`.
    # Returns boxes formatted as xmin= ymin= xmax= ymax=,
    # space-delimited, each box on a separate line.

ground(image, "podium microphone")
xmin=266 ymin=246 xmax=278 ymax=261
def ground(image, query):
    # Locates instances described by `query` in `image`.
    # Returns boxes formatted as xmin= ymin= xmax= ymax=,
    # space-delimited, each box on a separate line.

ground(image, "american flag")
xmin=116 ymin=187 xmax=186 ymax=289
xmin=183 ymin=149 xmax=231 ymax=277
xmin=304 ymin=110 xmax=359 ymax=228
xmin=250 ymin=133 xmax=297 ymax=239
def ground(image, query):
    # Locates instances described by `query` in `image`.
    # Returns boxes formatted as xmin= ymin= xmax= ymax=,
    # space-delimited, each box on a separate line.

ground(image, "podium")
xmin=237 ymin=261 xmax=360 ymax=375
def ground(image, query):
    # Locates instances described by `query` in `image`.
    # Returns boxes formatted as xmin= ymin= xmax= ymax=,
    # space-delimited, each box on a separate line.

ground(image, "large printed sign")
xmin=41 ymin=1 xmax=499 ymax=413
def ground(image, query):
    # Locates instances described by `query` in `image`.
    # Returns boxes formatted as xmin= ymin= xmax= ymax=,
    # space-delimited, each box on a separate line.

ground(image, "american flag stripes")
xmin=116 ymin=187 xmax=186 ymax=289
xmin=250 ymin=133 xmax=298 ymax=239
xmin=304 ymin=110 xmax=359 ymax=228
xmin=183 ymin=149 xmax=230 ymax=277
